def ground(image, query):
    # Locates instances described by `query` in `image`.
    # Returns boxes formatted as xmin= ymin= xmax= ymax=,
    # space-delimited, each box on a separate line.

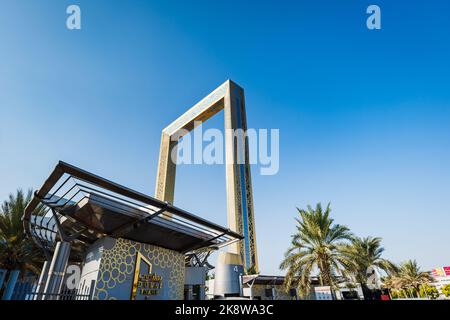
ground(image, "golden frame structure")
xmin=155 ymin=80 xmax=258 ymax=272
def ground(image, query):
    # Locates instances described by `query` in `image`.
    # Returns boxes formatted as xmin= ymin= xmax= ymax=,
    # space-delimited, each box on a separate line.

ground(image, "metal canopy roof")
xmin=23 ymin=161 xmax=242 ymax=260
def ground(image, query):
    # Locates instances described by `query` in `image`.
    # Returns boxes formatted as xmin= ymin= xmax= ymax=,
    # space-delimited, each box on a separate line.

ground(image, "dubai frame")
xmin=155 ymin=80 xmax=258 ymax=272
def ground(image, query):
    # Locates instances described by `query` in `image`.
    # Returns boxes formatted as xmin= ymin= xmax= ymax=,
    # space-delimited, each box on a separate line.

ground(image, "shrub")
xmin=441 ymin=284 xmax=450 ymax=297
xmin=419 ymin=284 xmax=439 ymax=299
xmin=390 ymin=290 xmax=398 ymax=299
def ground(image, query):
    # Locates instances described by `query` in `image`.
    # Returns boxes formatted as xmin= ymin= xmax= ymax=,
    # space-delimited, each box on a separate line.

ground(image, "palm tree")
xmin=340 ymin=236 xmax=397 ymax=298
xmin=279 ymin=203 xmax=353 ymax=298
xmin=396 ymin=260 xmax=432 ymax=296
xmin=0 ymin=189 xmax=45 ymax=275
xmin=381 ymin=260 xmax=432 ymax=298
xmin=381 ymin=273 xmax=402 ymax=291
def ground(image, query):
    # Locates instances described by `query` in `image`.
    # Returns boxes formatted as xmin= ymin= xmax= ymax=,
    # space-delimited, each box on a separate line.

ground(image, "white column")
xmin=42 ymin=241 xmax=71 ymax=300
xmin=34 ymin=261 xmax=50 ymax=300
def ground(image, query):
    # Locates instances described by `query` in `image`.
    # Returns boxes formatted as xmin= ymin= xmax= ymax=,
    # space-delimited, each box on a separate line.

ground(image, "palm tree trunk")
xmin=360 ymin=282 xmax=368 ymax=300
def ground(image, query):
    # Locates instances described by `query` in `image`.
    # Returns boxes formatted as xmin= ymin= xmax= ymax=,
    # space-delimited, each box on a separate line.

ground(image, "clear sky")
xmin=0 ymin=0 xmax=449 ymax=274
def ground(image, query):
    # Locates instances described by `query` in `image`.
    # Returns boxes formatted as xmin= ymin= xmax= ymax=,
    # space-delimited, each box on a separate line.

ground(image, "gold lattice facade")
xmin=92 ymin=238 xmax=184 ymax=300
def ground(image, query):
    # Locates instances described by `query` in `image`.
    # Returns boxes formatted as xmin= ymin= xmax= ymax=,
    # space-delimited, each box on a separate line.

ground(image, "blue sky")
xmin=0 ymin=0 xmax=449 ymax=274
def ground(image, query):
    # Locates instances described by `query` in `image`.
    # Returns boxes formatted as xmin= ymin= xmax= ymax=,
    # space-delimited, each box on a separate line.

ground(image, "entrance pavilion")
xmin=23 ymin=161 xmax=242 ymax=300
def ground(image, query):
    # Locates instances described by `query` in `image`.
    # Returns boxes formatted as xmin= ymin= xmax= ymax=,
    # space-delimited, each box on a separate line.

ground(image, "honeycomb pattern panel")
xmin=93 ymin=238 xmax=184 ymax=300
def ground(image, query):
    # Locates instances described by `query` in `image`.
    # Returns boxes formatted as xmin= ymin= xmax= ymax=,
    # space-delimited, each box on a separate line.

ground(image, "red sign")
xmin=444 ymin=266 xmax=450 ymax=276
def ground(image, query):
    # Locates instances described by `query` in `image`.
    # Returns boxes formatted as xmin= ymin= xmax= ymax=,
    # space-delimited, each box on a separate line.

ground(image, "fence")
xmin=1 ymin=270 xmax=95 ymax=300
xmin=27 ymin=280 xmax=95 ymax=300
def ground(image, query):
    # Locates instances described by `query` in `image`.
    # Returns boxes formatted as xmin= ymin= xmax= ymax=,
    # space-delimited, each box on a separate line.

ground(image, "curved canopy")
xmin=23 ymin=161 xmax=242 ymax=261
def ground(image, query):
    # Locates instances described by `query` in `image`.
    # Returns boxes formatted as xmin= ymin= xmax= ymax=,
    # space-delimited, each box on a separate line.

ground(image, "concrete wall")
xmin=78 ymin=239 xmax=105 ymax=292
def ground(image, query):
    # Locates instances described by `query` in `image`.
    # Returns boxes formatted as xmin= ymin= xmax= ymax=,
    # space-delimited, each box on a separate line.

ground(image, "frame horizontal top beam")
xmin=162 ymin=80 xmax=237 ymax=136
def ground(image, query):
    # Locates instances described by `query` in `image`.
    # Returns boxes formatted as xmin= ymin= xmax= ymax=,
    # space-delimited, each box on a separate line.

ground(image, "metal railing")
xmin=6 ymin=275 xmax=94 ymax=301
xmin=32 ymin=280 xmax=95 ymax=300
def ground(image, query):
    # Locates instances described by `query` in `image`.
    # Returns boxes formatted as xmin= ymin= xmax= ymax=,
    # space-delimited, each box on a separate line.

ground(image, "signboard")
xmin=432 ymin=266 xmax=450 ymax=278
xmin=131 ymin=252 xmax=163 ymax=300
xmin=444 ymin=266 xmax=450 ymax=276
xmin=314 ymin=286 xmax=333 ymax=300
